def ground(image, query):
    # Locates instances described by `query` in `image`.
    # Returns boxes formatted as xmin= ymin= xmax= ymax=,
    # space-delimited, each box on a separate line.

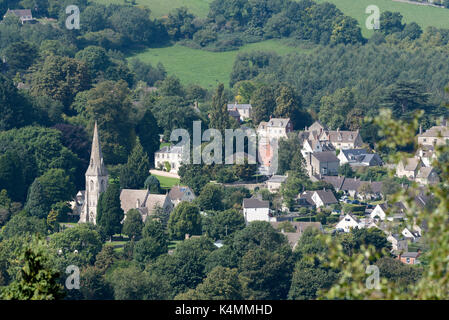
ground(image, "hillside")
xmin=131 ymin=39 xmax=309 ymax=88
xmin=316 ymin=0 xmax=449 ymax=37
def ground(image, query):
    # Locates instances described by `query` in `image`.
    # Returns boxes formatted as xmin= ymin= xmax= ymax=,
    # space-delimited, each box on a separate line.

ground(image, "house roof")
xmin=418 ymin=125 xmax=449 ymax=138
xmin=416 ymin=167 xmax=436 ymax=179
xmin=228 ymin=109 xmax=240 ymax=118
xmin=259 ymin=118 xmax=290 ymax=129
xmin=306 ymin=121 xmax=328 ymax=133
xmin=6 ymin=9 xmax=32 ymax=17
xmin=314 ymin=189 xmax=338 ymax=205
xmin=268 ymin=175 xmax=287 ymax=183
xmin=243 ymin=198 xmax=269 ymax=209
xmin=341 ymin=149 xmax=368 ymax=158
xmin=400 ymin=157 xmax=422 ymax=171
xmin=120 ymin=189 xmax=168 ymax=215
xmin=401 ymin=252 xmax=420 ymax=258
xmin=326 ymin=130 xmax=360 ymax=143
xmin=168 ymin=186 xmax=194 ymax=201
xmin=156 ymin=145 xmax=183 ymax=154
xmin=227 ymin=103 xmax=252 ymax=110
xmin=312 ymin=151 xmax=339 ymax=163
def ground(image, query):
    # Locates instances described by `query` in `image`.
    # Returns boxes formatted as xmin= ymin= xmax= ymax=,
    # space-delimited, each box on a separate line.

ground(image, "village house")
xmin=120 ymin=189 xmax=173 ymax=222
xmin=298 ymin=190 xmax=338 ymax=209
xmin=242 ymin=198 xmax=271 ymax=223
xmin=415 ymin=144 xmax=435 ymax=167
xmin=387 ymin=234 xmax=409 ymax=252
xmin=314 ymin=175 xmax=383 ymax=200
xmin=415 ymin=166 xmax=440 ymax=185
xmin=338 ymin=149 xmax=383 ymax=167
xmin=154 ymin=145 xmax=184 ymax=174
xmin=396 ymin=157 xmax=424 ymax=180
xmin=335 ymin=214 xmax=362 ymax=233
xmin=270 ymin=221 xmax=323 ymax=249
xmin=266 ymin=175 xmax=287 ymax=193
xmin=227 ymin=103 xmax=252 ymax=121
xmin=305 ymin=151 xmax=340 ymax=177
xmin=417 ymin=120 xmax=449 ymax=147
xmin=401 ymin=227 xmax=421 ymax=243
xmin=4 ymin=9 xmax=35 ymax=24
xmin=168 ymin=185 xmax=196 ymax=207
xmin=370 ymin=202 xmax=407 ymax=222
xmin=257 ymin=118 xmax=292 ymax=140
xmin=398 ymin=251 xmax=421 ymax=265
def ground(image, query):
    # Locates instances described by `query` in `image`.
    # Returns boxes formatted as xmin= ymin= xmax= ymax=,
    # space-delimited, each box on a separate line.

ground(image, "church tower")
xmin=79 ymin=121 xmax=108 ymax=224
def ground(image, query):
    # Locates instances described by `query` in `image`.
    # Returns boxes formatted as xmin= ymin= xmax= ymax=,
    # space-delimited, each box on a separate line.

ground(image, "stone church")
xmin=72 ymin=122 xmax=108 ymax=225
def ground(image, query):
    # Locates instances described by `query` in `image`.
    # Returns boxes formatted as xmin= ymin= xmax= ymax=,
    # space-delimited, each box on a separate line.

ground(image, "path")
xmin=392 ymin=0 xmax=445 ymax=8
xmin=150 ymin=169 xmax=180 ymax=179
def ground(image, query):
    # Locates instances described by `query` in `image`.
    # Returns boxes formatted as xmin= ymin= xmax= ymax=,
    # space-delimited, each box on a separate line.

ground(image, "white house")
xmin=243 ymin=198 xmax=271 ymax=223
xmin=257 ymin=118 xmax=292 ymax=140
xmin=338 ymin=149 xmax=383 ymax=167
xmin=154 ymin=145 xmax=185 ymax=174
xmin=335 ymin=214 xmax=362 ymax=233
xmin=402 ymin=227 xmax=420 ymax=242
xmin=387 ymin=234 xmax=408 ymax=252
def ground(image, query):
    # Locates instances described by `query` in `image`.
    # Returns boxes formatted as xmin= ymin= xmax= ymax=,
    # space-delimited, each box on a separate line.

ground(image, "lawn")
xmin=153 ymin=174 xmax=181 ymax=189
xmin=130 ymin=39 xmax=308 ymax=88
xmin=316 ymin=0 xmax=449 ymax=37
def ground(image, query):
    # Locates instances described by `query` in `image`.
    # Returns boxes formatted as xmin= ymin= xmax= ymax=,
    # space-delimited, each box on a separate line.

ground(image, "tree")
xmin=4 ymin=41 xmax=38 ymax=75
xmin=379 ymin=11 xmax=405 ymax=35
xmin=94 ymin=245 xmax=117 ymax=273
xmin=75 ymin=45 xmax=111 ymax=78
xmin=175 ymin=266 xmax=242 ymax=300
xmin=195 ymin=183 xmax=224 ymax=211
xmin=167 ymin=202 xmax=202 ymax=240
xmin=202 ymin=209 xmax=245 ymax=240
xmin=80 ymin=266 xmax=113 ymax=300
xmin=122 ymin=209 xmax=143 ymax=240
xmin=144 ymin=175 xmax=162 ymax=194
xmin=330 ymin=16 xmax=364 ymax=45
xmin=232 ymin=159 xmax=258 ymax=181
xmin=97 ymin=183 xmax=124 ymax=240
xmin=1 ymin=237 xmax=64 ymax=300
xmin=133 ymin=236 xmax=167 ymax=265
xmin=274 ymin=86 xmax=305 ymax=129
xmin=319 ymin=88 xmax=355 ymax=130
xmin=24 ymin=180 xmax=48 ymax=219
xmin=120 ymin=137 xmax=150 ymax=189
xmin=164 ymin=7 xmax=197 ymax=40
xmin=82 ymin=80 xmax=134 ymax=164
xmin=1 ymin=215 xmax=47 ymax=239
xmin=136 ymin=109 xmax=160 ymax=165
xmin=30 ymin=55 xmax=91 ymax=107
xmin=0 ymin=151 xmax=27 ymax=202
xmin=338 ymin=163 xmax=355 ymax=178
xmin=382 ymin=80 xmax=430 ymax=119
xmin=250 ymin=85 xmax=276 ymax=125
xmin=209 ymin=84 xmax=234 ymax=134
xmin=278 ymin=133 xmax=307 ymax=175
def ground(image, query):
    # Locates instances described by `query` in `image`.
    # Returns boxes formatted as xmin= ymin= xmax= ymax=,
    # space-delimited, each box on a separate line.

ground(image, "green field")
xmin=153 ymin=174 xmax=181 ymax=189
xmin=316 ymin=0 xmax=449 ymax=37
xmin=131 ymin=39 xmax=308 ymax=88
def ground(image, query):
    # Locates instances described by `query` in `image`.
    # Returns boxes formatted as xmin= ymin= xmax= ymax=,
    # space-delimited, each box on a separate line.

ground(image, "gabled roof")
xmin=120 ymin=189 xmax=169 ymax=215
xmin=418 ymin=125 xmax=449 ymax=138
xmin=259 ymin=118 xmax=290 ymax=129
xmin=267 ymin=175 xmax=287 ymax=183
xmin=312 ymin=151 xmax=339 ymax=163
xmin=243 ymin=198 xmax=269 ymax=209
xmin=400 ymin=157 xmax=422 ymax=171
xmin=314 ymin=189 xmax=338 ymax=205
xmin=326 ymin=130 xmax=360 ymax=143
xmin=227 ymin=103 xmax=252 ymax=110
xmin=416 ymin=167 xmax=437 ymax=179
xmin=156 ymin=145 xmax=183 ymax=154
xmin=6 ymin=9 xmax=32 ymax=17
xmin=168 ymin=186 xmax=195 ymax=201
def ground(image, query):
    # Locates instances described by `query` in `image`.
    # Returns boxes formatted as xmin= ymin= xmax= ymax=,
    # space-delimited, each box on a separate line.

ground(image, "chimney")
xmin=136 ymin=198 xmax=141 ymax=208
xmin=419 ymin=125 xmax=422 ymax=135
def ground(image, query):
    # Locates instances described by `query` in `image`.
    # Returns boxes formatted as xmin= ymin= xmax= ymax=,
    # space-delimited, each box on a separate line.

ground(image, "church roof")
xmin=86 ymin=122 xmax=108 ymax=176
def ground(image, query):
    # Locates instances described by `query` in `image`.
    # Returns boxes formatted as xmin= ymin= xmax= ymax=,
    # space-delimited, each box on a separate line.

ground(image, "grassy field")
xmin=131 ymin=39 xmax=308 ymax=88
xmin=153 ymin=174 xmax=181 ymax=189
xmin=316 ymin=0 xmax=449 ymax=37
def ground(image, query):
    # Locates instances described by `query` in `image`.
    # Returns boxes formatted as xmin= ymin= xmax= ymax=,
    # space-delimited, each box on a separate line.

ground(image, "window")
xmin=406 ymin=258 xmax=410 ymax=263
xmin=90 ymin=180 xmax=94 ymax=191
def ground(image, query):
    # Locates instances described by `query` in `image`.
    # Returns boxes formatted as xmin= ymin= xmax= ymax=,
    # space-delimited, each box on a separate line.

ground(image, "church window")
xmin=91 ymin=180 xmax=94 ymax=191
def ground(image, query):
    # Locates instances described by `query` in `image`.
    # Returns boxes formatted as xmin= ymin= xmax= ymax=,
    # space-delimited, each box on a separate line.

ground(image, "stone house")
xmin=305 ymin=151 xmax=340 ymax=177
xmin=154 ymin=145 xmax=185 ymax=174
xmin=242 ymin=198 xmax=271 ymax=223
xmin=120 ymin=189 xmax=173 ymax=223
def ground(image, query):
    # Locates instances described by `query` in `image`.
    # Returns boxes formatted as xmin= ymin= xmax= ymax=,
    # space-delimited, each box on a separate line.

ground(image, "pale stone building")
xmin=75 ymin=122 xmax=109 ymax=225
xmin=227 ymin=103 xmax=252 ymax=121
xmin=154 ymin=145 xmax=184 ymax=174
xmin=120 ymin=189 xmax=173 ymax=223
xmin=417 ymin=120 xmax=449 ymax=147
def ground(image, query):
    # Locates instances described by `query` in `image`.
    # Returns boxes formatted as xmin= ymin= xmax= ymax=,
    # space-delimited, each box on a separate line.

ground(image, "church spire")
xmin=86 ymin=121 xmax=107 ymax=176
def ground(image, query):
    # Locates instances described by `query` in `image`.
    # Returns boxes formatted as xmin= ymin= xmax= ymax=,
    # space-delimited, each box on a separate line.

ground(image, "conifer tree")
xmin=119 ymin=137 xmax=150 ymax=189
xmin=97 ymin=183 xmax=124 ymax=241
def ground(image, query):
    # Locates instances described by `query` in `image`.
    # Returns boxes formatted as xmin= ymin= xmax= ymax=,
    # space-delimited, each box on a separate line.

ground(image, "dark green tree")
xmin=122 ymin=209 xmax=143 ymax=240
xmin=97 ymin=183 xmax=124 ymax=240
xmin=120 ymin=137 xmax=150 ymax=189
xmin=167 ymin=202 xmax=202 ymax=240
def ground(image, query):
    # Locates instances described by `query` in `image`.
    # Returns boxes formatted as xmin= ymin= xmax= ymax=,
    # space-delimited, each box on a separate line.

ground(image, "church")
xmin=71 ymin=121 xmax=174 ymax=224
xmin=71 ymin=121 xmax=108 ymax=225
